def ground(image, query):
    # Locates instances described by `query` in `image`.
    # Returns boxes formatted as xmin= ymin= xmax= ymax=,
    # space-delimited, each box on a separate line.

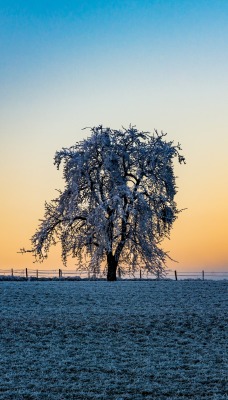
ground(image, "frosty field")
xmin=0 ymin=281 xmax=227 ymax=400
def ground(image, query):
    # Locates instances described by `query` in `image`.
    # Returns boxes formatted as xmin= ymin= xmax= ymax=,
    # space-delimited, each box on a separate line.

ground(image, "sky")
xmin=0 ymin=0 xmax=228 ymax=273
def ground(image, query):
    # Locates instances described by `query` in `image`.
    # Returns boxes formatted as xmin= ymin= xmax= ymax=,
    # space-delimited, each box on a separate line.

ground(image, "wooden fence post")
xmin=59 ymin=269 xmax=62 ymax=279
xmin=118 ymin=267 xmax=121 ymax=279
xmin=36 ymin=270 xmax=39 ymax=279
xmin=140 ymin=269 xmax=142 ymax=279
xmin=202 ymin=270 xmax=204 ymax=280
xmin=174 ymin=270 xmax=178 ymax=281
xmin=11 ymin=268 xmax=14 ymax=277
xmin=25 ymin=268 xmax=28 ymax=279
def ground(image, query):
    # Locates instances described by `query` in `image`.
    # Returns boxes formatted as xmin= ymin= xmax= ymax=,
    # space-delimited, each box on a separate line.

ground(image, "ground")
xmin=0 ymin=281 xmax=227 ymax=399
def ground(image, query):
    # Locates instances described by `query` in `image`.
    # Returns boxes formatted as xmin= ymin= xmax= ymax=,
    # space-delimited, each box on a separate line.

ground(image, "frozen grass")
xmin=0 ymin=281 xmax=227 ymax=399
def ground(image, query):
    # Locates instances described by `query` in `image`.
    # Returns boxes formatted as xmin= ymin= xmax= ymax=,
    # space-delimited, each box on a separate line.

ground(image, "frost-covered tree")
xmin=26 ymin=126 xmax=185 ymax=281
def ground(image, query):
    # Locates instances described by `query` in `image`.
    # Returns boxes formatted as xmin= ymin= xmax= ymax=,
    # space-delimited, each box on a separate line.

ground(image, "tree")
xmin=26 ymin=126 xmax=185 ymax=281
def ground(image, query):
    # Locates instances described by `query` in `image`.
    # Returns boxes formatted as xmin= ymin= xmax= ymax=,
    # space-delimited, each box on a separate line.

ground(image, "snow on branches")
xmin=27 ymin=125 xmax=185 ymax=280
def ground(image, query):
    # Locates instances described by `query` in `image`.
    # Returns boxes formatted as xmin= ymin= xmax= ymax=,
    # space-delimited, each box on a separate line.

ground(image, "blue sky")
xmin=2 ymin=0 xmax=228 ymax=106
xmin=0 ymin=0 xmax=228 ymax=270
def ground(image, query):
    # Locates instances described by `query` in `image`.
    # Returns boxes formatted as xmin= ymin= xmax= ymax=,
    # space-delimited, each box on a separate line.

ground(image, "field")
xmin=0 ymin=281 xmax=227 ymax=399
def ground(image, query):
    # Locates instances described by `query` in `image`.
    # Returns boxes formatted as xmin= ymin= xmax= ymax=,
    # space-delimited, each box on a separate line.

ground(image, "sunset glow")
xmin=1 ymin=0 xmax=227 ymax=273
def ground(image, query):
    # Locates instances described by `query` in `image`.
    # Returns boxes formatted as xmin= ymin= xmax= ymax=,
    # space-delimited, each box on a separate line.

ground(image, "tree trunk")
xmin=107 ymin=253 xmax=118 ymax=281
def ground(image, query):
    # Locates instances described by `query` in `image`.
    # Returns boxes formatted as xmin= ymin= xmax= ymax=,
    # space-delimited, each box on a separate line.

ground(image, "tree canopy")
xmin=27 ymin=126 xmax=185 ymax=280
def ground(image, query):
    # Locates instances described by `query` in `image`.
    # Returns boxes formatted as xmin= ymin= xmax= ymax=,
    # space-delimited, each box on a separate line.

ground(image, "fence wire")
xmin=0 ymin=268 xmax=227 ymax=280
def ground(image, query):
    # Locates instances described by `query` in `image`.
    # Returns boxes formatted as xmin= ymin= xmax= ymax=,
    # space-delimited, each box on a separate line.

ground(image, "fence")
xmin=0 ymin=268 xmax=227 ymax=281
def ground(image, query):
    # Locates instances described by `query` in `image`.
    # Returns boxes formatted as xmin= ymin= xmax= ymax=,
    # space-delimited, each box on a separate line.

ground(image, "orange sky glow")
xmin=1 ymin=1 xmax=228 ymax=274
